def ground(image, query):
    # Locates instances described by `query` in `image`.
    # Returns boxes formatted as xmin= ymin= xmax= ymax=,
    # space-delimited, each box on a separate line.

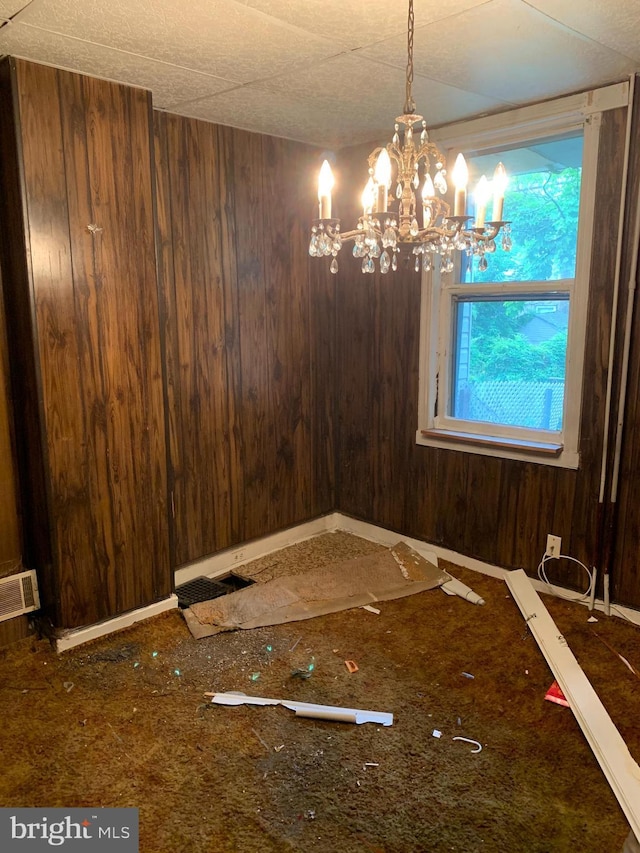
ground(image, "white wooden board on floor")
xmin=506 ymin=569 xmax=640 ymax=841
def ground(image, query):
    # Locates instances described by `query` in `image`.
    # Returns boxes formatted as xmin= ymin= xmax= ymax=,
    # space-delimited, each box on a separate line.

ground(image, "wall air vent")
xmin=0 ymin=570 xmax=40 ymax=622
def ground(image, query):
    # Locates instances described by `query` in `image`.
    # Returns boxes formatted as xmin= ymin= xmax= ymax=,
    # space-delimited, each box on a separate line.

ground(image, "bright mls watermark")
xmin=0 ymin=809 xmax=138 ymax=850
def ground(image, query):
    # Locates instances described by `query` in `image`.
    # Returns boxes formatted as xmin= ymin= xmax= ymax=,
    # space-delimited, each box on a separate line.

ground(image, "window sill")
xmin=417 ymin=428 xmax=578 ymax=468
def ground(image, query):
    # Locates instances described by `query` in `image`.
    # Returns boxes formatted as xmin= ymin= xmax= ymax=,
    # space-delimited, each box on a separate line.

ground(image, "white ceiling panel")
xmin=183 ymin=52 xmax=509 ymax=147
xmin=0 ymin=22 xmax=237 ymax=107
xmin=359 ymin=0 xmax=637 ymax=104
xmin=0 ymin=1 xmax=30 ymax=20
xmin=527 ymin=0 xmax=640 ymax=63
xmin=0 ymin=0 xmax=638 ymax=147
xmin=11 ymin=0 xmax=338 ymax=82
xmin=236 ymin=0 xmax=487 ymax=49
xmin=171 ymin=84 xmax=344 ymax=149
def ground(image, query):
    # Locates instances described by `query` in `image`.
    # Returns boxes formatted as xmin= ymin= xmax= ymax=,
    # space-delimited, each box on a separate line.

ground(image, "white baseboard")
xmin=55 ymin=594 xmax=179 ymax=653
xmin=57 ymin=513 xmax=639 ymax=652
xmin=414 ymin=536 xmax=640 ymax=627
xmin=174 ymin=514 xmax=339 ymax=586
xmin=176 ymin=511 xmax=640 ymax=629
xmin=331 ymin=515 xmax=440 ymax=566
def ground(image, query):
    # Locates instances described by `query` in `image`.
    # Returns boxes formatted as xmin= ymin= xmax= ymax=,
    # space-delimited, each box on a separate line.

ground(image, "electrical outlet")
xmin=546 ymin=534 xmax=561 ymax=558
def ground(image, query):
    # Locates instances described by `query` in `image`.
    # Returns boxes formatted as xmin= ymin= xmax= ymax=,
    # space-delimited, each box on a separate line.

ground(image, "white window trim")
xmin=417 ymin=82 xmax=629 ymax=469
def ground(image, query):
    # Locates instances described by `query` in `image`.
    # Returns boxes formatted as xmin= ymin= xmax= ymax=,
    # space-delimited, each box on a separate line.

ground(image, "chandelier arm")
xmin=367 ymin=147 xmax=384 ymax=171
xmin=426 ymin=199 xmax=452 ymax=219
xmin=387 ymin=144 xmax=402 ymax=164
xmin=335 ymin=228 xmax=367 ymax=242
xmin=334 ymin=222 xmax=510 ymax=243
xmin=415 ymin=142 xmax=447 ymax=168
xmin=473 ymin=222 xmax=508 ymax=241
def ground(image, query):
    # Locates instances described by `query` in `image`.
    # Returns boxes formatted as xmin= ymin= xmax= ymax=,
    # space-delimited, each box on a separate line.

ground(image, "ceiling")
xmin=1 ymin=0 xmax=639 ymax=150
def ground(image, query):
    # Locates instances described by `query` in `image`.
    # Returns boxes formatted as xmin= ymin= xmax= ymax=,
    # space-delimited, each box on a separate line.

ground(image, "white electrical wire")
xmin=535 ymin=552 xmax=640 ymax=625
xmin=537 ymin=552 xmax=596 ymax=604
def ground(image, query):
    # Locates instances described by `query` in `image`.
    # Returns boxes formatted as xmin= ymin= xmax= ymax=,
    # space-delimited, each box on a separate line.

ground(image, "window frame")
xmin=416 ymin=83 xmax=628 ymax=469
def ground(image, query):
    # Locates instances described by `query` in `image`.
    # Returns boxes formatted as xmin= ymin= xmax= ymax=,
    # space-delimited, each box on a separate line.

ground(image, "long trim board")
xmin=506 ymin=569 xmax=640 ymax=840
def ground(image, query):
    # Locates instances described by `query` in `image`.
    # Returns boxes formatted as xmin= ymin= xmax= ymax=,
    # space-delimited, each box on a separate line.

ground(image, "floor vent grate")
xmin=175 ymin=574 xmax=254 ymax=609
xmin=0 ymin=570 xmax=40 ymax=622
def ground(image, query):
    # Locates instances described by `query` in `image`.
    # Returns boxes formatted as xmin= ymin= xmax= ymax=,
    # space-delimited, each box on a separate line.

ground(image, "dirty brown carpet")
xmin=0 ymin=532 xmax=639 ymax=853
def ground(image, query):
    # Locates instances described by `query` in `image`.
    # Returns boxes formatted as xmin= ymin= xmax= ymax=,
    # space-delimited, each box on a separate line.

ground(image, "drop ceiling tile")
xmin=0 ymin=22 xmax=237 ymax=107
xmin=172 ymin=53 xmax=509 ymax=148
xmin=527 ymin=0 xmax=640 ymax=62
xmin=12 ymin=0 xmax=338 ymax=82
xmin=258 ymin=53 xmax=510 ymax=135
xmin=236 ymin=0 xmax=488 ymax=49
xmin=170 ymin=85 xmax=342 ymax=147
xmin=0 ymin=0 xmax=30 ymax=20
xmin=359 ymin=0 xmax=637 ymax=104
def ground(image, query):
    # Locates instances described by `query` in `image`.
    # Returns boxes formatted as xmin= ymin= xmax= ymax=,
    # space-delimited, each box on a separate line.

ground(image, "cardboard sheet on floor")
xmin=183 ymin=542 xmax=449 ymax=639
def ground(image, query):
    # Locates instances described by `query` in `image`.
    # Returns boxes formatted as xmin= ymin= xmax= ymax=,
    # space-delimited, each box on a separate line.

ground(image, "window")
xmin=417 ymin=86 xmax=628 ymax=468
xmin=451 ymin=295 xmax=569 ymax=431
xmin=451 ymin=133 xmax=581 ymax=435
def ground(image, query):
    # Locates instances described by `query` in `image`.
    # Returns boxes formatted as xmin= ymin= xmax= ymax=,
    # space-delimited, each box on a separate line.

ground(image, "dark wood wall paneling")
xmin=336 ymin=107 xmax=640 ymax=607
xmin=0 ymin=59 xmax=171 ymax=629
xmin=154 ymin=113 xmax=335 ymax=568
xmin=2 ymin=55 xmax=637 ymax=636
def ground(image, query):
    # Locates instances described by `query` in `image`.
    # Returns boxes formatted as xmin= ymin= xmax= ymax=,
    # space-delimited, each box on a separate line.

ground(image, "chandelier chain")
xmin=404 ymin=0 xmax=416 ymax=114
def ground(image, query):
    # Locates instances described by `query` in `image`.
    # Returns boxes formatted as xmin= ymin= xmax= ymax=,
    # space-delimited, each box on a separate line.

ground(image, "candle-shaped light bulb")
xmin=317 ymin=160 xmax=334 ymax=219
xmin=422 ymin=174 xmax=435 ymax=227
xmin=452 ymin=153 xmax=468 ymax=216
xmin=361 ymin=176 xmax=376 ymax=216
xmin=474 ymin=175 xmax=490 ymax=228
xmin=422 ymin=174 xmax=435 ymax=200
xmin=492 ymin=162 xmax=508 ymax=222
xmin=374 ymin=148 xmax=392 ymax=212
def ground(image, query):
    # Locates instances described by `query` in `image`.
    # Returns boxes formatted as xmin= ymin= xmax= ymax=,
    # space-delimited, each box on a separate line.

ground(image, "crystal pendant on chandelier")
xmin=308 ymin=0 xmax=511 ymax=276
xmin=382 ymin=226 xmax=396 ymax=248
xmin=433 ymin=170 xmax=448 ymax=195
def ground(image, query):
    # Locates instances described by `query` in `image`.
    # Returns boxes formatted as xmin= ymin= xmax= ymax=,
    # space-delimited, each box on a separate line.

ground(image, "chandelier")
xmin=308 ymin=0 xmax=512 ymax=275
